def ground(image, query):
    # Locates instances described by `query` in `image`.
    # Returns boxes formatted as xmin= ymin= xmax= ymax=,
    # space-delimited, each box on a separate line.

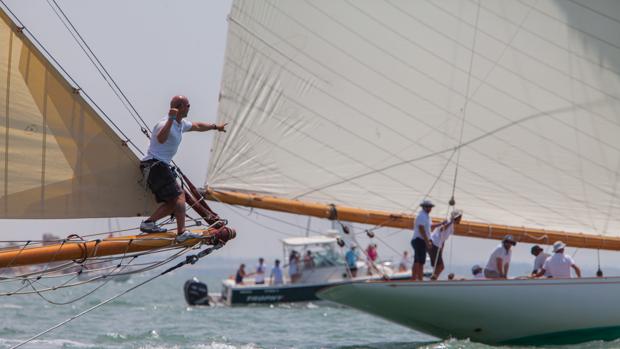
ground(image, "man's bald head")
xmin=170 ymin=95 xmax=190 ymax=118
xmin=170 ymin=95 xmax=189 ymax=108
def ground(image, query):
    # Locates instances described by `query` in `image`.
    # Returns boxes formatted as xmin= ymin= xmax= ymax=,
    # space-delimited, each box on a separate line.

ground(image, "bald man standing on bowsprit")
xmin=139 ymin=95 xmax=227 ymax=242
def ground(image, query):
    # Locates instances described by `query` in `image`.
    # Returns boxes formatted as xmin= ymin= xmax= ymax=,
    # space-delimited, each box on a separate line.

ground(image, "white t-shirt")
xmin=413 ymin=210 xmax=431 ymax=240
xmin=142 ymin=117 xmax=193 ymax=164
xmin=533 ymin=252 xmax=550 ymax=274
xmin=255 ymin=263 xmax=266 ymax=283
xmin=485 ymin=245 xmax=512 ymax=273
xmin=543 ymin=253 xmax=576 ymax=278
xmin=431 ymin=223 xmax=453 ymax=247
xmin=271 ymin=266 xmax=283 ymax=285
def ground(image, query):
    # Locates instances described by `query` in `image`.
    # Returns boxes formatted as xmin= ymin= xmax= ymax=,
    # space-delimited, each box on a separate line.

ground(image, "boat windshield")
xmin=312 ymin=247 xmax=344 ymax=267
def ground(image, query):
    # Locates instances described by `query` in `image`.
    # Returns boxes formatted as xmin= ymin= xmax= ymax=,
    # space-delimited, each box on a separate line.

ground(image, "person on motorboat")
xmin=270 ymin=259 xmax=284 ymax=285
xmin=366 ymin=243 xmax=378 ymax=275
xmin=411 ymin=199 xmax=444 ymax=280
xmin=483 ymin=235 xmax=516 ymax=279
xmin=255 ymin=257 xmax=267 ymax=285
xmin=288 ymin=250 xmax=302 ymax=283
xmin=530 ymin=245 xmax=550 ymax=277
xmin=534 ymin=241 xmax=581 ymax=279
xmin=345 ymin=245 xmax=359 ymax=277
xmin=303 ymin=250 xmax=315 ymax=269
xmin=399 ymin=251 xmax=410 ymax=272
xmin=235 ymin=264 xmax=248 ymax=285
xmin=429 ymin=209 xmax=463 ymax=280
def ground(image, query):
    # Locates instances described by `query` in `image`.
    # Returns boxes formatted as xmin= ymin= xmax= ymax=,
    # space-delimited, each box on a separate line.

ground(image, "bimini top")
xmin=281 ymin=235 xmax=338 ymax=247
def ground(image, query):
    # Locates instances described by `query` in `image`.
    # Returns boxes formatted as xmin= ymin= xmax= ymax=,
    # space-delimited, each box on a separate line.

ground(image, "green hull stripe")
xmin=503 ymin=326 xmax=620 ymax=346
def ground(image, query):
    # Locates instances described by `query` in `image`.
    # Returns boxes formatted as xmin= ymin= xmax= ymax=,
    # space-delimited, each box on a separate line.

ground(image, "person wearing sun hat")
xmin=483 ymin=234 xmax=517 ymax=279
xmin=429 ymin=209 xmax=463 ymax=280
xmin=411 ymin=199 xmax=444 ymax=281
xmin=534 ymin=241 xmax=581 ymax=278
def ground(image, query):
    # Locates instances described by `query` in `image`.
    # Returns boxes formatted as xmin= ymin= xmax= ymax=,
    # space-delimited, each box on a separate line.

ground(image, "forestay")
xmin=0 ymin=10 xmax=154 ymax=218
xmin=208 ymin=0 xmax=620 ymax=236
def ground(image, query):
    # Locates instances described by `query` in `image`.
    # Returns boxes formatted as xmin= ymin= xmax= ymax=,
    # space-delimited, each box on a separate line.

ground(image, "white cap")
xmin=553 ymin=241 xmax=566 ymax=253
xmin=420 ymin=199 xmax=434 ymax=207
xmin=451 ymin=209 xmax=463 ymax=219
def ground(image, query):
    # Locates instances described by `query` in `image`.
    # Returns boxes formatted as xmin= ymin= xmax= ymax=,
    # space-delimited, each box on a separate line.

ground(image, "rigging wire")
xmin=0 ymin=0 xmax=145 ymax=156
xmin=449 ymin=0 xmax=481 ymax=206
xmin=45 ymin=0 xmax=152 ymax=137
xmin=9 ymin=243 xmax=223 ymax=349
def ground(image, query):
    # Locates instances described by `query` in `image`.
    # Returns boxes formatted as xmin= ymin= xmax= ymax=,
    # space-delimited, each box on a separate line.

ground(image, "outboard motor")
xmin=184 ymin=277 xmax=210 ymax=306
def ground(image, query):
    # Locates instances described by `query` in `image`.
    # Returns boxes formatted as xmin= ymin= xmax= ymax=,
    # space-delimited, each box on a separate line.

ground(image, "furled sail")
xmin=0 ymin=9 xmax=154 ymax=219
xmin=208 ymin=0 xmax=620 ymax=237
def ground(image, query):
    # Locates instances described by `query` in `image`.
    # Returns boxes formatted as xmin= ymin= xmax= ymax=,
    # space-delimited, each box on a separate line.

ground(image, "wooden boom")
xmin=205 ymin=188 xmax=620 ymax=251
xmin=0 ymin=226 xmax=235 ymax=269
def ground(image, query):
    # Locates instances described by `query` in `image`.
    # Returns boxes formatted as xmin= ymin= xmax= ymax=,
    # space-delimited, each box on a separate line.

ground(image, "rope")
xmin=10 ymin=243 xmax=223 ymax=349
xmin=0 ymin=1 xmax=144 ymax=156
xmin=450 ymin=0 xmax=481 ymax=205
xmin=45 ymin=0 xmax=151 ymax=137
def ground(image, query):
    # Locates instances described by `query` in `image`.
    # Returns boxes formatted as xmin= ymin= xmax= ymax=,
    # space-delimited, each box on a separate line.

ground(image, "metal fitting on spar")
xmin=205 ymin=226 xmax=236 ymax=245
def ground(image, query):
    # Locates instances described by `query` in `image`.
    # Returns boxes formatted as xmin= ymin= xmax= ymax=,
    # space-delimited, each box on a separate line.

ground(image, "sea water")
xmin=0 ymin=263 xmax=618 ymax=349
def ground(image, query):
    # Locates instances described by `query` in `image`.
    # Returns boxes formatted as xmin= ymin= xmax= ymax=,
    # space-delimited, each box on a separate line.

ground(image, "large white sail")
xmin=209 ymin=0 xmax=620 ymax=235
xmin=0 ymin=10 xmax=154 ymax=218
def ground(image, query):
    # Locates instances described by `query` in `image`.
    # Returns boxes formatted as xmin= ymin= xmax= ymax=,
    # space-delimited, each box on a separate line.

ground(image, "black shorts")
xmin=140 ymin=160 xmax=181 ymax=203
xmin=412 ymin=238 xmax=427 ymax=264
xmin=429 ymin=244 xmax=444 ymax=268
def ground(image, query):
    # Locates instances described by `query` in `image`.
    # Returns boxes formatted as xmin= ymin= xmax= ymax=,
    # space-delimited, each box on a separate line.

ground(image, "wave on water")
xmin=0 ymin=337 xmax=96 ymax=348
xmin=130 ymin=343 xmax=261 ymax=349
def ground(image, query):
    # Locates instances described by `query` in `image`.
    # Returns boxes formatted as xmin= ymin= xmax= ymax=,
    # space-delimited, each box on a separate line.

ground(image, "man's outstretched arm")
xmin=190 ymin=122 xmax=228 ymax=132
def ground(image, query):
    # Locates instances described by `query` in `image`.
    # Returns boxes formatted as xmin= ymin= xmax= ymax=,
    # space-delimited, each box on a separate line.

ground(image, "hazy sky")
xmin=2 ymin=1 xmax=618 ymax=276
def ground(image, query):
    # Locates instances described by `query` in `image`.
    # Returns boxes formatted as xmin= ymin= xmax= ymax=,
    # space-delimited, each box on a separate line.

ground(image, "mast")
xmin=206 ymin=188 xmax=620 ymax=251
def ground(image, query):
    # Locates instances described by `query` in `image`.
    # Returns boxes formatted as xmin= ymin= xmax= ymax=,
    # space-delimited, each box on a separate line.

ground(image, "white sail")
xmin=209 ymin=0 xmax=620 ymax=235
xmin=0 ymin=10 xmax=154 ymax=218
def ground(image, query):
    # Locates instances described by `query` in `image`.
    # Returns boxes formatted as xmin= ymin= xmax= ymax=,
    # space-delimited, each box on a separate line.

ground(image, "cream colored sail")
xmin=208 ymin=0 xmax=620 ymax=236
xmin=0 ymin=10 xmax=153 ymax=218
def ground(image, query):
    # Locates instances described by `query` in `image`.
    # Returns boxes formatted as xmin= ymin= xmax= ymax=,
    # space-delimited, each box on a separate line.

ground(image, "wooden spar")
xmin=205 ymin=188 xmax=620 ymax=251
xmin=0 ymin=226 xmax=235 ymax=269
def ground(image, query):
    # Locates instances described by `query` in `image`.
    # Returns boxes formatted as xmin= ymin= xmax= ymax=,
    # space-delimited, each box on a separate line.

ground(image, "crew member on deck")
xmin=411 ymin=199 xmax=443 ymax=281
xmin=429 ymin=210 xmax=462 ymax=280
xmin=471 ymin=264 xmax=484 ymax=279
xmin=483 ymin=235 xmax=516 ymax=279
xmin=530 ymin=245 xmax=550 ymax=277
xmin=534 ymin=241 xmax=581 ymax=279
xmin=139 ymin=95 xmax=227 ymax=242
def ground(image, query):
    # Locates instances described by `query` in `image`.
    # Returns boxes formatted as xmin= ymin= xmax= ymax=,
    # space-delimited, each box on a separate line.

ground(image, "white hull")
xmin=318 ymin=277 xmax=620 ymax=345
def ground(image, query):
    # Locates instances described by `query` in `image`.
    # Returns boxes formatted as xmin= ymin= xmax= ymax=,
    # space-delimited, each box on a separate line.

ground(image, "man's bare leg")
xmin=413 ymin=263 xmax=424 ymax=281
xmin=174 ymin=192 xmax=186 ymax=235
xmin=147 ymin=200 xmax=175 ymax=224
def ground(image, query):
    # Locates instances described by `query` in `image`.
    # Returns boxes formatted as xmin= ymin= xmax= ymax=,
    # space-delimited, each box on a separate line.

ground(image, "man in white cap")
xmin=534 ymin=241 xmax=581 ymax=278
xmin=483 ymin=235 xmax=516 ymax=279
xmin=411 ymin=199 xmax=443 ymax=281
xmin=429 ymin=209 xmax=463 ymax=280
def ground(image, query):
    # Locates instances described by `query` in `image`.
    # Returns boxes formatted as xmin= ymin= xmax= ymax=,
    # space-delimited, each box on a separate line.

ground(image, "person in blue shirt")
xmin=345 ymin=246 xmax=359 ymax=277
xmin=270 ymin=259 xmax=284 ymax=285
